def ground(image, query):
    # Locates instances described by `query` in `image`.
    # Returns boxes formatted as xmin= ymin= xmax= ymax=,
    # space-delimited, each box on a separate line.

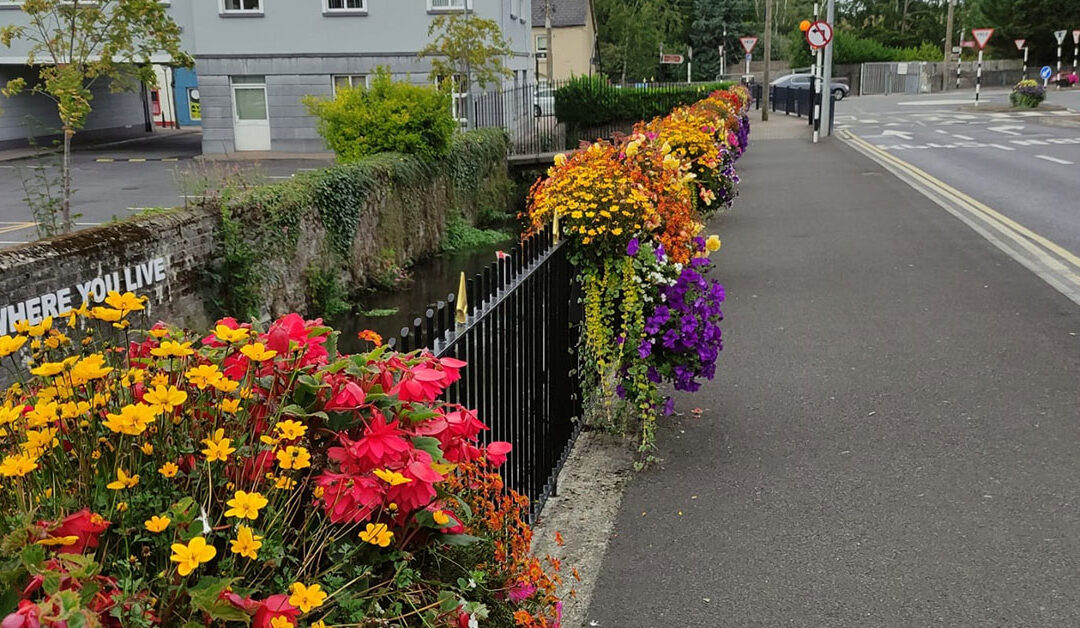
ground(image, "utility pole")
xmin=819 ymin=0 xmax=835 ymax=135
xmin=943 ymin=0 xmax=955 ymax=90
xmin=762 ymin=0 xmax=772 ymax=121
xmin=544 ymin=0 xmax=554 ymax=85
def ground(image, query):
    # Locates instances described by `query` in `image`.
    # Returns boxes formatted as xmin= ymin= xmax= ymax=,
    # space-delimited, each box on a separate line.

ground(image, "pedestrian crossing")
xmin=837 ymin=109 xmax=1077 ymax=128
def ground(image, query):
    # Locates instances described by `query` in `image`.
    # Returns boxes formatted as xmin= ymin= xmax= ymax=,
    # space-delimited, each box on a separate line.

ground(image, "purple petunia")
xmin=627 ymin=237 xmax=640 ymax=257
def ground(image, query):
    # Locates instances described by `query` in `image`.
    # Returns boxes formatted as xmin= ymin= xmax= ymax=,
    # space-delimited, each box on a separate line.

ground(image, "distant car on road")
xmin=770 ymin=73 xmax=850 ymax=101
xmin=534 ymin=86 xmax=555 ymax=117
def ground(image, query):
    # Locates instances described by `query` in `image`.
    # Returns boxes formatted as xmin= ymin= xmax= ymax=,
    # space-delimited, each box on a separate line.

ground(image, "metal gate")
xmin=859 ymin=62 xmax=930 ymax=96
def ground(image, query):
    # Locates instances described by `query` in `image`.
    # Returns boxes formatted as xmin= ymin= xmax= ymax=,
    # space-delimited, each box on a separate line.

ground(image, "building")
xmin=531 ymin=0 xmax=596 ymax=83
xmin=1 ymin=1 xmax=532 ymax=154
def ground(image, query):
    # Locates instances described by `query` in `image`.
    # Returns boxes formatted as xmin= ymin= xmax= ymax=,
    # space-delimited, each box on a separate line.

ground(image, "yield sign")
xmin=1054 ymin=30 xmax=1067 ymax=45
xmin=971 ymin=28 xmax=994 ymax=49
xmin=739 ymin=36 xmax=758 ymax=54
xmin=1074 ymin=30 xmax=1080 ymax=45
xmin=1014 ymin=39 xmax=1026 ymax=51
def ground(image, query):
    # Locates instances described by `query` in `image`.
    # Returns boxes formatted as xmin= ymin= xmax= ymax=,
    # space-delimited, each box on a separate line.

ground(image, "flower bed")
xmin=1009 ymin=79 xmax=1046 ymax=108
xmin=525 ymin=85 xmax=751 ymax=462
xmin=0 ymin=302 xmax=562 ymax=627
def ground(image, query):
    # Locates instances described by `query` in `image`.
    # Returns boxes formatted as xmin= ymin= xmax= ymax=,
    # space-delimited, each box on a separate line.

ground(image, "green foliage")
xmin=419 ymin=13 xmax=512 ymax=89
xmin=441 ymin=214 xmax=510 ymax=252
xmin=687 ymin=0 xmax=755 ymax=79
xmin=448 ymin=127 xmax=512 ymax=224
xmin=971 ymin=0 xmax=1080 ymax=64
xmin=555 ymin=76 xmax=732 ymax=128
xmin=203 ymin=205 xmax=263 ymax=321
xmin=594 ymin=0 xmax=692 ymax=83
xmin=305 ymin=265 xmax=352 ymax=318
xmin=304 ymin=68 xmax=456 ymax=163
xmin=788 ymin=27 xmax=943 ymax=67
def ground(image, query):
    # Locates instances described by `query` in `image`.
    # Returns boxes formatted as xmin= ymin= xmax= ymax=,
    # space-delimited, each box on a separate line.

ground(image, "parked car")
xmin=770 ymin=73 xmax=850 ymax=100
xmin=533 ymin=87 xmax=555 ymax=117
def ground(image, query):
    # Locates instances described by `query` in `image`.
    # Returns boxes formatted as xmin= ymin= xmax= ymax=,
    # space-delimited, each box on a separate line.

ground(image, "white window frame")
xmin=323 ymin=0 xmax=366 ymax=15
xmin=535 ymin=34 xmax=549 ymax=53
xmin=427 ymin=0 xmax=470 ymax=13
xmin=332 ymin=74 xmax=369 ymax=96
xmin=220 ymin=0 xmax=263 ymax=16
xmin=510 ymin=0 xmax=519 ymax=19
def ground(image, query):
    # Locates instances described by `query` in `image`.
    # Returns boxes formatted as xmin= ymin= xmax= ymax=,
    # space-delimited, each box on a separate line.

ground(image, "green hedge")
xmin=554 ymin=76 xmax=734 ymax=128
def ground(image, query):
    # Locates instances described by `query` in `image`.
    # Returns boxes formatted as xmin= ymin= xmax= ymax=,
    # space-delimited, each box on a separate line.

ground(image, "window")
xmin=510 ymin=0 xmax=520 ymax=18
xmin=428 ymin=0 xmax=468 ymax=12
xmin=222 ymin=0 xmax=261 ymax=14
xmin=436 ymin=74 xmax=468 ymax=127
xmin=325 ymin=0 xmax=365 ymax=12
xmin=535 ymin=35 xmax=548 ymax=53
xmin=332 ymin=74 xmax=368 ymax=95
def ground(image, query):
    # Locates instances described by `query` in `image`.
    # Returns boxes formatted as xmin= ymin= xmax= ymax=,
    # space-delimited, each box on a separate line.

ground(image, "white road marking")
xmin=988 ymin=125 xmax=1024 ymax=136
xmin=936 ymin=129 xmax=949 ymax=135
xmin=897 ymin=99 xmax=974 ymax=106
xmin=951 ymin=134 xmax=975 ymax=141
xmin=988 ymin=144 xmax=1016 ymax=151
xmin=1034 ymin=154 xmax=1074 ymax=165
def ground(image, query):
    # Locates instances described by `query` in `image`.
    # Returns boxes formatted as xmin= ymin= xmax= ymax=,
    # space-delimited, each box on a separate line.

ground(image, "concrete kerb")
xmin=0 ymin=129 xmax=203 ymax=163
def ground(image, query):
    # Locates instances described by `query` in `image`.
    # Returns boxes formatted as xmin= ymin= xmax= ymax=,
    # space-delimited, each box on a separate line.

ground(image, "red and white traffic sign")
xmin=1014 ymin=39 xmax=1026 ymax=51
xmin=659 ymin=54 xmax=684 ymax=64
xmin=739 ymin=37 xmax=758 ymax=54
xmin=1073 ymin=29 xmax=1080 ymax=45
xmin=971 ymin=28 xmax=994 ymax=49
xmin=1054 ymin=30 xmax=1067 ymax=45
xmin=805 ymin=21 xmax=833 ymax=48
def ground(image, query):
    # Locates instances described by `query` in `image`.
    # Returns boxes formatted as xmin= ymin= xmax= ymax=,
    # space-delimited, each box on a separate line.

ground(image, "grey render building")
xmin=0 ymin=1 xmax=533 ymax=154
xmin=169 ymin=0 xmax=534 ymax=154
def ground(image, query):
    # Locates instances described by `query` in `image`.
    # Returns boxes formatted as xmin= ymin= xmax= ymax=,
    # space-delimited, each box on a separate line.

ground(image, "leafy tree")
xmin=419 ymin=13 xmax=513 ymax=90
xmin=687 ymin=0 xmax=755 ymax=80
xmin=971 ymin=0 xmax=1080 ymax=65
xmin=0 ymin=0 xmax=191 ymax=234
xmin=594 ymin=0 xmax=687 ymax=83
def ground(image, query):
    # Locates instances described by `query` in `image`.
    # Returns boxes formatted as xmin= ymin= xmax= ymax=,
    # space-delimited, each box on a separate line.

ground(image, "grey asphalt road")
xmin=0 ymin=132 xmax=328 ymax=247
xmin=587 ymin=135 xmax=1080 ymax=626
xmin=836 ymin=89 xmax=1080 ymax=257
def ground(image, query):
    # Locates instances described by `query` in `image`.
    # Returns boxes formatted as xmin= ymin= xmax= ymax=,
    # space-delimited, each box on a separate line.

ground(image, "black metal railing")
xmin=386 ymin=229 xmax=582 ymax=520
xmin=770 ymin=84 xmax=837 ymax=130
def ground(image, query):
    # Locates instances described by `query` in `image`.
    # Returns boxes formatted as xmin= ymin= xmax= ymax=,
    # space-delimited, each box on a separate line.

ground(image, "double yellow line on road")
xmin=840 ymin=129 xmax=1080 ymax=305
xmin=0 ymin=222 xmax=36 ymax=235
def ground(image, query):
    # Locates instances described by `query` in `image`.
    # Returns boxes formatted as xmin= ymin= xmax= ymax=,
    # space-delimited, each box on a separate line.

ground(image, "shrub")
xmin=305 ymin=68 xmax=456 ymax=162
xmin=1010 ymin=79 xmax=1046 ymax=108
xmin=554 ymin=75 xmax=732 ymax=129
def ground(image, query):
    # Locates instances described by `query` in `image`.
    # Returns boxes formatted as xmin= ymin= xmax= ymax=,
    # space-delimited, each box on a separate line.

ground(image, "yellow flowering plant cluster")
xmin=525 ymin=86 xmax=751 ymax=460
xmin=0 ymin=297 xmax=560 ymax=627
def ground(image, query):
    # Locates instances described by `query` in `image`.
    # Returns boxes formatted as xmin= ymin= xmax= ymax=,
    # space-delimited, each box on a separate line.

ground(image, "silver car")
xmin=533 ymin=87 xmax=555 ymax=117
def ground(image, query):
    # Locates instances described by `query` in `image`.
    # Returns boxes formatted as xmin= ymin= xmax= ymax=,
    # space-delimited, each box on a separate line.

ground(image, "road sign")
xmin=1074 ymin=30 xmax=1080 ymax=45
xmin=952 ymin=46 xmax=962 ymax=53
xmin=805 ymin=21 xmax=833 ymax=48
xmin=1014 ymin=39 xmax=1026 ymax=51
xmin=961 ymin=41 xmax=976 ymax=48
xmin=971 ymin=28 xmax=994 ymax=49
xmin=1054 ymin=30 xmax=1067 ymax=45
xmin=660 ymin=53 xmax=684 ymax=64
xmin=739 ymin=36 xmax=758 ymax=54
xmin=745 ymin=53 xmax=752 ymax=61
xmin=1041 ymin=66 xmax=1053 ymax=80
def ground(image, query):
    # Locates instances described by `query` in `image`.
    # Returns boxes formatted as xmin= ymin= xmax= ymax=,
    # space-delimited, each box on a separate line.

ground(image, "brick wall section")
xmin=0 ymin=208 xmax=218 ymax=331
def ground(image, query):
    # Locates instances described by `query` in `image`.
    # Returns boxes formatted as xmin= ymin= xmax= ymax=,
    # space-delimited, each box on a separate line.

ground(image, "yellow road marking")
xmin=127 ymin=158 xmax=147 ymax=162
xmin=161 ymin=157 xmax=179 ymax=162
xmin=95 ymin=158 xmax=114 ymax=162
xmin=841 ymin=129 xmax=1080 ymax=291
xmin=0 ymin=222 xmax=36 ymax=235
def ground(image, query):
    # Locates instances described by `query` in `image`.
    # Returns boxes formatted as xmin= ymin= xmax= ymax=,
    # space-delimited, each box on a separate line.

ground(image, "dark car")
xmin=770 ymin=73 xmax=850 ymax=100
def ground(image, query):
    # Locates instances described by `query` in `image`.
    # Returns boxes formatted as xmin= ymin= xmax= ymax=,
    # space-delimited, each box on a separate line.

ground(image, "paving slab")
xmin=587 ymin=137 xmax=1080 ymax=627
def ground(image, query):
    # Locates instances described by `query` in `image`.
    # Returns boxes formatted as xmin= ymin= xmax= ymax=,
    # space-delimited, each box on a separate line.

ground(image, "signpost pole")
xmin=1073 ymin=29 xmax=1080 ymax=74
xmin=956 ymin=29 xmax=964 ymax=89
xmin=812 ymin=4 xmax=822 ymax=143
xmin=1056 ymin=30 xmax=1066 ymax=86
xmin=721 ymin=26 xmax=727 ymax=76
xmin=745 ymin=53 xmax=751 ymax=76
xmin=943 ymin=0 xmax=955 ymax=90
xmin=687 ymin=46 xmax=692 ymax=84
xmin=819 ymin=0 xmax=835 ymax=136
xmin=1024 ymin=46 xmax=1029 ymax=79
xmin=976 ymin=48 xmax=983 ymax=105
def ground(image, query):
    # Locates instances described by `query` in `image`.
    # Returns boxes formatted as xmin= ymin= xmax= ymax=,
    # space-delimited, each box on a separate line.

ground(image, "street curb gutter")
xmin=838 ymin=128 xmax=1080 ymax=308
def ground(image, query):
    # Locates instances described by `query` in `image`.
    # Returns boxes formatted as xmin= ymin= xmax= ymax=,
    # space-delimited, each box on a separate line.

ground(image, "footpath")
xmin=585 ymin=117 xmax=1080 ymax=625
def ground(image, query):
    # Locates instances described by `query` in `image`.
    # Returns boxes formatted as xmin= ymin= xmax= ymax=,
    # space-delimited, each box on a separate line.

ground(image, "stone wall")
xmin=0 ymin=208 xmax=218 ymax=335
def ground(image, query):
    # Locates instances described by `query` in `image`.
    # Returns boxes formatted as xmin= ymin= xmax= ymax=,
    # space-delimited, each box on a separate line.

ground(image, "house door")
xmin=231 ymin=77 xmax=271 ymax=151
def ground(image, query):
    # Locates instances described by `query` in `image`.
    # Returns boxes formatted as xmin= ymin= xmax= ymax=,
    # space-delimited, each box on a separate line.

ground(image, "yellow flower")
xmin=104 ymin=291 xmax=146 ymax=313
xmin=151 ymin=340 xmax=194 ymax=358
xmin=311 ymin=621 xmax=327 ymax=628
xmin=433 ymin=510 xmax=450 ymax=526
xmin=288 ymin=582 xmax=328 ymax=614
xmin=0 ymin=335 xmax=27 ymax=357
xmin=220 ymin=398 xmax=241 ymax=414
xmin=23 ymin=317 xmax=53 ymax=337
xmin=116 ymin=502 xmax=129 ymax=512
xmin=90 ymin=307 xmax=124 ymax=322
xmin=144 ymin=385 xmax=188 ymax=413
xmin=144 ymin=515 xmax=171 ymax=533
xmin=36 ymin=535 xmax=79 ymax=547
xmin=240 ymin=342 xmax=277 ymax=362
xmin=313 ymin=486 xmax=325 ymax=498
xmin=169 ymin=536 xmax=217 ymax=576
xmin=140 ymin=443 xmax=154 ymax=455
xmin=270 ymin=618 xmax=294 ymax=628
xmin=22 ymin=428 xmax=59 ymax=455
xmin=185 ymin=364 xmax=222 ymax=389
xmin=158 ymin=461 xmax=180 ymax=478
xmin=359 ymin=522 xmax=394 ymax=547
xmin=275 ymin=476 xmax=297 ymax=490
xmin=230 ymin=524 xmax=263 ymax=560
xmin=30 ymin=360 xmax=68 ymax=377
xmin=214 ymin=324 xmax=250 ymax=343
xmin=70 ymin=354 xmax=113 ymax=385
xmin=24 ymin=401 xmax=58 ymax=428
xmin=0 ymin=453 xmax=38 ymax=478
xmin=103 ymin=403 xmax=157 ymax=436
xmin=150 ymin=372 xmax=169 ymax=387
xmin=553 ymin=152 xmax=567 ymax=167
xmin=0 ymin=405 xmax=20 ymax=426
xmin=373 ymin=468 xmax=413 ymax=486
xmin=91 ymin=450 xmax=102 ymax=460
xmin=211 ymin=377 xmax=239 ymax=394
xmin=224 ymin=490 xmax=268 ymax=520
xmin=106 ymin=468 xmax=140 ymax=490
xmin=201 ymin=428 xmax=236 ymax=463
xmin=275 ymin=446 xmax=311 ymax=470
xmin=275 ymin=419 xmax=307 ymax=440
xmin=147 ymin=328 xmax=170 ymax=339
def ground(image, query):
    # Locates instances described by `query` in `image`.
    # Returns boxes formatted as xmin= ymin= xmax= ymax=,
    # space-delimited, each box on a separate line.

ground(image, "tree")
xmin=419 ymin=13 xmax=513 ymax=90
xmin=594 ymin=0 xmax=688 ymax=83
xmin=0 ymin=0 xmax=191 ymax=234
xmin=971 ymin=0 xmax=1080 ymax=65
xmin=687 ymin=0 xmax=754 ymax=80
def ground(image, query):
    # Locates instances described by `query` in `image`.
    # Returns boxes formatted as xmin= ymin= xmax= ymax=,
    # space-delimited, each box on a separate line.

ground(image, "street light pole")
xmin=544 ymin=0 xmax=554 ymax=84
xmin=943 ymin=0 xmax=955 ymax=90
xmin=762 ymin=0 xmax=772 ymax=121
xmin=818 ymin=0 xmax=835 ymax=135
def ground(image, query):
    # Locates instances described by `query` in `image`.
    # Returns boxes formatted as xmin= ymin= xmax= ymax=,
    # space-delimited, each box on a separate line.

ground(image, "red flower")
xmin=351 ymin=414 xmax=412 ymax=468
xmin=253 ymin=595 xmax=299 ymax=628
xmin=1 ymin=600 xmax=40 ymax=628
xmin=389 ymin=362 xmax=448 ymax=402
xmin=485 ymin=441 xmax=513 ymax=468
xmin=49 ymin=510 xmax=110 ymax=554
xmin=315 ymin=472 xmax=384 ymax=523
xmin=326 ymin=380 xmax=366 ymax=411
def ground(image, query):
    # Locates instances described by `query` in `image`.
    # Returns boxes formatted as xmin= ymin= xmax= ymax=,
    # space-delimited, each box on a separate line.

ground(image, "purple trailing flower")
xmin=663 ymin=396 xmax=676 ymax=416
xmin=627 ymin=237 xmax=640 ymax=257
xmin=655 ymin=244 xmax=666 ymax=262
